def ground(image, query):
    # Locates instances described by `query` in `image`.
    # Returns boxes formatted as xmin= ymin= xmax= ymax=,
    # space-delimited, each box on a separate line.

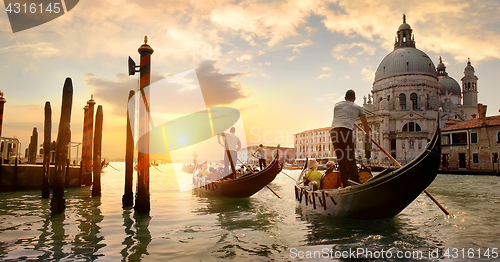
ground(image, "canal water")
xmin=1 ymin=163 xmax=499 ymax=261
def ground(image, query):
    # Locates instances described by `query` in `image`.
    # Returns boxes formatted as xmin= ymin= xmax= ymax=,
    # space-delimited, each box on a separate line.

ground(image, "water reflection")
xmin=295 ymin=205 xmax=440 ymax=260
xmin=192 ymin=193 xmax=287 ymax=260
xmin=121 ymin=207 xmax=152 ymax=261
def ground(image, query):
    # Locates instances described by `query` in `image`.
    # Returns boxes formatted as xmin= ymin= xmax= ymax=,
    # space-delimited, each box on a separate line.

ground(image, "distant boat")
xmin=193 ymin=147 xmax=283 ymax=198
xmin=294 ymin=124 xmax=441 ymax=220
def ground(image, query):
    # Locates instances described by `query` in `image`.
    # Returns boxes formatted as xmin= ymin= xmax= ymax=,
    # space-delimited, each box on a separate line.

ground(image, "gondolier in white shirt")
xmin=330 ymin=89 xmax=370 ymax=187
xmin=217 ymin=127 xmax=241 ymax=178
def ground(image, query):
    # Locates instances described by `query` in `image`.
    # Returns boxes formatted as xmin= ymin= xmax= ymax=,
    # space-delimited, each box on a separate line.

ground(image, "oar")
xmin=280 ymin=170 xmax=296 ymax=182
xmin=354 ymin=123 xmax=450 ymax=216
xmin=108 ymin=164 xmax=120 ymax=172
xmin=217 ymin=143 xmax=281 ymax=199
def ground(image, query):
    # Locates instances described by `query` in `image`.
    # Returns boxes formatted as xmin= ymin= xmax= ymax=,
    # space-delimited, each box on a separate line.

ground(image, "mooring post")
xmin=29 ymin=128 xmax=38 ymax=164
xmin=135 ymin=36 xmax=153 ymax=213
xmin=84 ymin=96 xmax=96 ymax=186
xmin=123 ymin=90 xmax=135 ymax=207
xmin=81 ymin=104 xmax=89 ymax=185
xmin=92 ymin=105 xmax=103 ymax=196
xmin=0 ymin=91 xmax=5 ymax=137
xmin=42 ymin=101 xmax=51 ymax=198
xmin=50 ymin=78 xmax=73 ymax=215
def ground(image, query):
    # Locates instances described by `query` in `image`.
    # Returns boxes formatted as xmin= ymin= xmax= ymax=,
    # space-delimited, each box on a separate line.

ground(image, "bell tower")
xmin=394 ymin=14 xmax=416 ymax=49
xmin=461 ymin=58 xmax=478 ymax=107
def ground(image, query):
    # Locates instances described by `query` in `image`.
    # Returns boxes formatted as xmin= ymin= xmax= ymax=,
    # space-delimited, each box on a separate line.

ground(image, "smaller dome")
xmin=398 ymin=22 xmax=411 ymax=31
xmin=439 ymin=76 xmax=461 ymax=96
xmin=464 ymin=58 xmax=475 ymax=76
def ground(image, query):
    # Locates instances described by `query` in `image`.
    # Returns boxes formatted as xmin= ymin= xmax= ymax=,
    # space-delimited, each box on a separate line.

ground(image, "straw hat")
xmin=309 ymin=159 xmax=319 ymax=169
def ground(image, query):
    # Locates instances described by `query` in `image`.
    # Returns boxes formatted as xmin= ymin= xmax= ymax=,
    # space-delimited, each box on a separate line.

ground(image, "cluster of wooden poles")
xmin=41 ymin=78 xmax=104 ymax=215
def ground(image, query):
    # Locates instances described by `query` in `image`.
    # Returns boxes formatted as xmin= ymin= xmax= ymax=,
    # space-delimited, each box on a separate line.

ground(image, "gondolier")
xmin=217 ymin=127 xmax=241 ymax=177
xmin=253 ymin=144 xmax=267 ymax=171
xmin=330 ymin=89 xmax=370 ymax=186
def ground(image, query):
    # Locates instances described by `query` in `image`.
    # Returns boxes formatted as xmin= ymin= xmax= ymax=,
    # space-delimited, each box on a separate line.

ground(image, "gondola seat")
xmin=320 ymin=171 xmax=342 ymax=189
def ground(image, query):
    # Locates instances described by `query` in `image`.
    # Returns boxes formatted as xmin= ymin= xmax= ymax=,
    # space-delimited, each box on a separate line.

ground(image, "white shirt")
xmin=223 ymin=133 xmax=240 ymax=151
xmin=257 ymin=147 xmax=266 ymax=159
xmin=331 ymin=100 xmax=365 ymax=130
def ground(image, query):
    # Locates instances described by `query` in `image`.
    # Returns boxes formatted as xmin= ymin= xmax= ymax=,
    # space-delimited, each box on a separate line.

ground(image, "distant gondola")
xmin=193 ymin=147 xmax=283 ymax=198
xmin=294 ymin=121 xmax=441 ymax=220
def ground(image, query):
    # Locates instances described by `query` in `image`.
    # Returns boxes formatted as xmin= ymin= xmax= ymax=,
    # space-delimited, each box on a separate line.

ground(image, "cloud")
xmin=195 ymin=60 xmax=248 ymax=107
xmin=85 ymin=71 xmax=167 ymax=116
xmin=331 ymin=42 xmax=376 ymax=64
xmin=288 ymin=39 xmax=313 ymax=53
xmin=322 ymin=66 xmax=331 ymax=71
xmin=287 ymin=56 xmax=297 ymax=61
xmin=316 ymin=74 xmax=330 ymax=79
xmin=0 ymin=42 xmax=59 ymax=58
xmin=339 ymin=75 xmax=350 ymax=80
xmin=265 ymin=62 xmax=271 ymax=66
xmin=361 ymin=67 xmax=375 ymax=82
xmin=210 ymin=1 xmax=321 ymax=47
xmin=236 ymin=54 xmax=253 ymax=62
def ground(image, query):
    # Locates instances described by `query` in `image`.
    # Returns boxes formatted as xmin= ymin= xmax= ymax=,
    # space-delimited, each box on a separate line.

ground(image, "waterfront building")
xmin=295 ymin=15 xmax=481 ymax=165
xmin=239 ymin=145 xmax=295 ymax=165
xmin=441 ymin=105 xmax=500 ymax=174
xmin=355 ymin=15 xmax=479 ymax=164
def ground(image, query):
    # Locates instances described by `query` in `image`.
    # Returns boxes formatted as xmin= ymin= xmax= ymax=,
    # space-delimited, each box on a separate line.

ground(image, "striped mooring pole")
xmin=135 ymin=36 xmax=153 ymax=214
xmin=0 ymin=91 xmax=5 ymax=137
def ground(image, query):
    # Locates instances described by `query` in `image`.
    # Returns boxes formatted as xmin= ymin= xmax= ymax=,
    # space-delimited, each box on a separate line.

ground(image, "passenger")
xmin=322 ymin=161 xmax=342 ymax=189
xmin=199 ymin=164 xmax=210 ymax=176
xmin=304 ymin=159 xmax=322 ymax=188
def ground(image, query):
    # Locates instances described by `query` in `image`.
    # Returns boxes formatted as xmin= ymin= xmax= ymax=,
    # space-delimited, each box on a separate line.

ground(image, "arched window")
xmin=402 ymin=122 xmax=421 ymax=132
xmin=399 ymin=93 xmax=406 ymax=110
xmin=410 ymin=93 xmax=418 ymax=110
xmin=497 ymin=132 xmax=500 ymax=143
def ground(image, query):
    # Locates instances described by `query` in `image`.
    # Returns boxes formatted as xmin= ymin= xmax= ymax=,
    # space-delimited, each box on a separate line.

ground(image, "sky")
xmin=1 ymin=0 xmax=500 ymax=160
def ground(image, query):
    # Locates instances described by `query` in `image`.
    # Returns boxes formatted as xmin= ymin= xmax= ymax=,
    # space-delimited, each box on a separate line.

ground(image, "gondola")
xmin=193 ymin=147 xmax=283 ymax=198
xmin=294 ymin=121 xmax=441 ymax=220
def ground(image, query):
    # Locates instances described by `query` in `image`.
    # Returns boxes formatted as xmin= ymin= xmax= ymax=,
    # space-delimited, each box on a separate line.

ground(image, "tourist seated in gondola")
xmin=199 ymin=164 xmax=210 ymax=177
xmin=320 ymin=161 xmax=343 ymax=189
xmin=304 ymin=159 xmax=322 ymax=189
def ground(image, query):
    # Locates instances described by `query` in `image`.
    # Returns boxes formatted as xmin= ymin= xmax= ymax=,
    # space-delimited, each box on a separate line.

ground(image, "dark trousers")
xmin=330 ymin=127 xmax=361 ymax=186
xmin=259 ymin=159 xmax=267 ymax=170
xmin=223 ymin=150 xmax=238 ymax=176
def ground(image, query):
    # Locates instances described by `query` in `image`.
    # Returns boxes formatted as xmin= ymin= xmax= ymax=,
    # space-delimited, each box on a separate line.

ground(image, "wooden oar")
xmin=354 ymin=123 xmax=450 ymax=215
xmin=217 ymin=143 xmax=281 ymax=199
xmin=280 ymin=170 xmax=296 ymax=182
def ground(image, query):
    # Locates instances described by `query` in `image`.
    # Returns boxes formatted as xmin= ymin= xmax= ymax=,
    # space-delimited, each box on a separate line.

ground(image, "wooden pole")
xmin=81 ymin=104 xmax=90 ymax=185
xmin=0 ymin=91 xmax=5 ymax=137
xmin=135 ymin=36 xmax=153 ymax=214
xmin=42 ymin=101 xmax=51 ymax=198
xmin=123 ymin=90 xmax=135 ymax=207
xmin=354 ymin=123 xmax=450 ymax=215
xmin=50 ymin=77 xmax=73 ymax=215
xmin=86 ymin=96 xmax=96 ymax=185
xmin=92 ymin=105 xmax=103 ymax=196
xmin=29 ymin=127 xmax=38 ymax=164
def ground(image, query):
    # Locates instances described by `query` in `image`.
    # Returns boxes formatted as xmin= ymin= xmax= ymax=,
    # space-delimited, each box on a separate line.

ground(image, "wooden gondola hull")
xmin=295 ymin=126 xmax=441 ymax=219
xmin=193 ymin=158 xmax=283 ymax=198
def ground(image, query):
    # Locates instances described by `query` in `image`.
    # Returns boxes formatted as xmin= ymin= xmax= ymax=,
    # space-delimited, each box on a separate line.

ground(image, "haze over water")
xmin=1 ymin=163 xmax=499 ymax=261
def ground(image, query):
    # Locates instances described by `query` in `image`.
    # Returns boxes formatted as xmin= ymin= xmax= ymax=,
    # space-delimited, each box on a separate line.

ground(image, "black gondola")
xmin=193 ymin=147 xmax=283 ymax=198
xmin=294 ymin=120 xmax=442 ymax=219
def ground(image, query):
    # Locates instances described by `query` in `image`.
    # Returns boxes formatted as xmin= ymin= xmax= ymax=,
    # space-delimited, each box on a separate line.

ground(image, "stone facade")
xmin=441 ymin=108 xmax=500 ymax=174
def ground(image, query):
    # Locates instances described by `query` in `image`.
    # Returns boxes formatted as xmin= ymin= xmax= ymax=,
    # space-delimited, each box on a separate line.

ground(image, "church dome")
xmin=436 ymin=56 xmax=461 ymax=96
xmin=398 ymin=22 xmax=411 ymax=31
xmin=374 ymin=47 xmax=438 ymax=82
xmin=439 ymin=76 xmax=461 ymax=96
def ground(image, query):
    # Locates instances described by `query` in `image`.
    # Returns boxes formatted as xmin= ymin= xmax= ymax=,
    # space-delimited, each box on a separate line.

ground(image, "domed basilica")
xmin=356 ymin=15 xmax=479 ymax=163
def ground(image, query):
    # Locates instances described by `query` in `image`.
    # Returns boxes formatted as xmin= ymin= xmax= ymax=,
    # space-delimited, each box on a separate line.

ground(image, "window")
xmin=442 ymin=154 xmax=448 ymax=168
xmin=410 ymin=93 xmax=418 ymax=110
xmin=497 ymin=132 xmax=500 ymax=143
xmin=402 ymin=122 xmax=421 ymax=132
xmin=451 ymin=132 xmax=467 ymax=145
xmin=493 ymin=152 xmax=499 ymax=163
xmin=473 ymin=153 xmax=479 ymax=163
xmin=442 ymin=134 xmax=450 ymax=145
xmin=470 ymin=132 xmax=478 ymax=144
xmin=399 ymin=93 xmax=406 ymax=110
